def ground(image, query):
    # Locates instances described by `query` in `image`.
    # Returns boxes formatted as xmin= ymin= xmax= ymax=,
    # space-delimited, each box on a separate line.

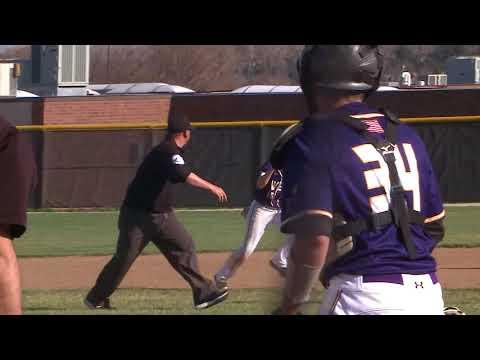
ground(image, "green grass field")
xmin=16 ymin=206 xmax=480 ymax=315
xmin=15 ymin=206 xmax=480 ymax=257
xmin=22 ymin=287 xmax=480 ymax=315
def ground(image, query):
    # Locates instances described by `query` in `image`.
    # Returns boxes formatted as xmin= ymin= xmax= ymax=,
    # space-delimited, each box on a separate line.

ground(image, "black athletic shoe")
xmin=269 ymin=260 xmax=287 ymax=278
xmin=84 ymin=297 xmax=115 ymax=310
xmin=194 ymin=289 xmax=229 ymax=310
xmin=214 ymin=274 xmax=229 ymax=292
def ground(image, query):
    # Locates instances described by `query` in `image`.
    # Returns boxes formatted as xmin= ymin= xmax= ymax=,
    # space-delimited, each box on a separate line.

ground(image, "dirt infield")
xmin=18 ymin=248 xmax=480 ymax=290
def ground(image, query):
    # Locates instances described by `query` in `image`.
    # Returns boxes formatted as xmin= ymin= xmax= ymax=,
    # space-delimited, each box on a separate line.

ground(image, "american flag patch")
xmin=361 ymin=119 xmax=384 ymax=133
xmin=351 ymin=113 xmax=385 ymax=134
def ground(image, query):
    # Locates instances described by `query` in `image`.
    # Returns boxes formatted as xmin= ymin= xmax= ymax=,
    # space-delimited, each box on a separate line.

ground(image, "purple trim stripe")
xmin=363 ymin=273 xmax=438 ymax=285
xmin=363 ymin=274 xmax=404 ymax=285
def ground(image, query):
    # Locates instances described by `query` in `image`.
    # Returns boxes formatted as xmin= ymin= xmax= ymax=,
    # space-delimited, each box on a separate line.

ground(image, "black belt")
xmin=332 ymin=210 xmax=425 ymax=241
xmin=122 ymin=205 xmax=173 ymax=214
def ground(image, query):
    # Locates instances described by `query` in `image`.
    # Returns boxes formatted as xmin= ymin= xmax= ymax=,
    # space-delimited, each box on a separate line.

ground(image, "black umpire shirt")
xmin=0 ymin=117 xmax=37 ymax=238
xmin=123 ymin=139 xmax=192 ymax=213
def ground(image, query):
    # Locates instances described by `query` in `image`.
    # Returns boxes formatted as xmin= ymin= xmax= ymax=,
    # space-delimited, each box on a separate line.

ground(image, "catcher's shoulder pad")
xmin=379 ymin=107 xmax=402 ymax=124
xmin=275 ymin=122 xmax=304 ymax=150
xmin=270 ymin=122 xmax=304 ymax=169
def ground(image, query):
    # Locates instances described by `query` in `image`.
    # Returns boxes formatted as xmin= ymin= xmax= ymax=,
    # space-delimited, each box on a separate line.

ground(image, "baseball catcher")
xmin=272 ymin=45 xmax=446 ymax=315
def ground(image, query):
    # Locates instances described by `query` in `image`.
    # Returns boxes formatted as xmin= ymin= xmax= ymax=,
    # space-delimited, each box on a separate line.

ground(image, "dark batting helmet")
xmin=297 ymin=45 xmax=384 ymax=93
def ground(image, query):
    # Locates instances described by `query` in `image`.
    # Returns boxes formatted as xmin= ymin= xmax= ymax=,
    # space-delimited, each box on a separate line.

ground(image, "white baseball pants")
xmin=319 ymin=273 xmax=445 ymax=315
xmin=216 ymin=200 xmax=294 ymax=279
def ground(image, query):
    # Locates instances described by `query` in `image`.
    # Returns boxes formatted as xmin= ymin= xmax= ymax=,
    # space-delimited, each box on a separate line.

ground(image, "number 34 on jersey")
xmin=352 ymin=143 xmax=420 ymax=214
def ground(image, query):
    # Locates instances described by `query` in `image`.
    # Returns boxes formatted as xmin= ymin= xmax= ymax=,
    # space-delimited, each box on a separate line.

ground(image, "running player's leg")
xmin=216 ymin=201 xmax=277 ymax=281
xmin=268 ymin=211 xmax=294 ymax=275
xmin=270 ymin=234 xmax=295 ymax=273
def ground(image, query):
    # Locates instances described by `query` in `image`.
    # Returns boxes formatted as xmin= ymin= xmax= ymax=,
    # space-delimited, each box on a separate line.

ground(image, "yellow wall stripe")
xmin=17 ymin=123 xmax=169 ymax=132
xmin=15 ymin=115 xmax=480 ymax=132
xmin=16 ymin=121 xmax=296 ymax=131
xmin=402 ymin=115 xmax=480 ymax=123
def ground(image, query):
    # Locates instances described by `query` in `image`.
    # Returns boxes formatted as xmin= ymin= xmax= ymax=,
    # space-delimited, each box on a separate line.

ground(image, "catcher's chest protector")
xmin=327 ymin=110 xmax=427 ymax=265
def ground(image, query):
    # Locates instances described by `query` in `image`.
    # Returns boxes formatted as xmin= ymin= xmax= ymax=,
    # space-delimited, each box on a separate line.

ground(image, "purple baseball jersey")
xmin=280 ymin=102 xmax=445 ymax=282
xmin=254 ymin=161 xmax=283 ymax=209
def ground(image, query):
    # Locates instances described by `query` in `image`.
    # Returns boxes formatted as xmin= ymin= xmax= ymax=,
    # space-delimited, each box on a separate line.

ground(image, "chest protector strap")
xmin=334 ymin=110 xmax=422 ymax=260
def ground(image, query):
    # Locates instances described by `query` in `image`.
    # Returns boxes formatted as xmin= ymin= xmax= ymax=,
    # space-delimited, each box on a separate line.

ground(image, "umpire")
xmin=85 ymin=116 xmax=229 ymax=310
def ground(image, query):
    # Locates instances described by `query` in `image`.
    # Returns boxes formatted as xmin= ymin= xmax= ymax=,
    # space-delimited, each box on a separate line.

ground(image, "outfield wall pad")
xmin=20 ymin=122 xmax=480 ymax=208
xmin=6 ymin=88 xmax=480 ymax=208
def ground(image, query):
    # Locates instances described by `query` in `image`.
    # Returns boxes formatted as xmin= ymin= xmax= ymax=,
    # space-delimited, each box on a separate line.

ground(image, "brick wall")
xmin=42 ymin=95 xmax=172 ymax=125
xmin=0 ymin=98 xmax=40 ymax=126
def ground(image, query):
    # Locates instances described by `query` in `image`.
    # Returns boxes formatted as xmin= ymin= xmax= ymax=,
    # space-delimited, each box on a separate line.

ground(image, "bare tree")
xmin=89 ymin=45 xmax=480 ymax=91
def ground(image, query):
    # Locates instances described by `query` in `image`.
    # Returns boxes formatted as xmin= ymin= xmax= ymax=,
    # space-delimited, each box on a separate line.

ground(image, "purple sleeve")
xmin=280 ymin=134 xmax=333 ymax=236
xmin=259 ymin=161 xmax=273 ymax=175
xmin=423 ymin=156 xmax=445 ymax=222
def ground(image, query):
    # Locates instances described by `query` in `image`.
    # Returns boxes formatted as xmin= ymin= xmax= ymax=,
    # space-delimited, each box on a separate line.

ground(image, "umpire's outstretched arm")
xmin=186 ymin=173 xmax=228 ymax=203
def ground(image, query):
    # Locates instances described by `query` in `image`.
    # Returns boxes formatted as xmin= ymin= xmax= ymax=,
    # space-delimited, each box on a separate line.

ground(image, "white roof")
xmin=88 ymin=83 xmax=195 ymax=94
xmin=16 ymin=90 xmax=38 ymax=97
xmin=451 ymin=56 xmax=480 ymax=60
xmin=86 ymin=88 xmax=100 ymax=96
xmin=377 ymin=86 xmax=399 ymax=91
xmin=232 ymin=85 xmax=302 ymax=94
xmin=233 ymin=85 xmax=399 ymax=93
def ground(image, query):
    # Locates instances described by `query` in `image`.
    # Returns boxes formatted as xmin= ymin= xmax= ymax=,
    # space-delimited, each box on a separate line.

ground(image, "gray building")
xmin=446 ymin=56 xmax=480 ymax=85
xmin=19 ymin=45 xmax=90 ymax=96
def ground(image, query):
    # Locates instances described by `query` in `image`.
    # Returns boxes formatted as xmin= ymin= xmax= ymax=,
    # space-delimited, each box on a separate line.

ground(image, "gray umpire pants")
xmin=87 ymin=206 xmax=217 ymax=305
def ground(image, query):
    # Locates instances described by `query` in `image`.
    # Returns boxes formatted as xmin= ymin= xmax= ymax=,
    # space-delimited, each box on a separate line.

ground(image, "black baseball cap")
xmin=167 ymin=115 xmax=193 ymax=133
